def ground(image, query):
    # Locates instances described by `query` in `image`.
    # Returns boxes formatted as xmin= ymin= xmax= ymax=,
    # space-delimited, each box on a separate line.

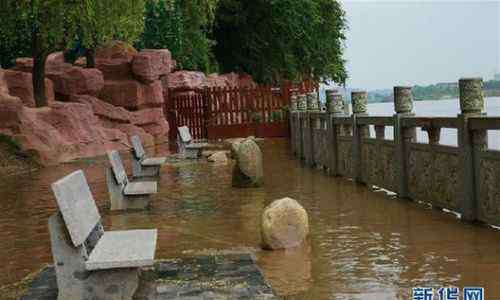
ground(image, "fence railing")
xmin=290 ymin=78 xmax=500 ymax=227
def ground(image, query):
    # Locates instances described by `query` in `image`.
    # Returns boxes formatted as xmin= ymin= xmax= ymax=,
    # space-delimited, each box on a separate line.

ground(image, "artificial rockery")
xmin=0 ymin=42 xmax=256 ymax=165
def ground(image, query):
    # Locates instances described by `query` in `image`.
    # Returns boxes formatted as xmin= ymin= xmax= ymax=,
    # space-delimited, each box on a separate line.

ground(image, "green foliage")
xmin=213 ymin=0 xmax=348 ymax=84
xmin=0 ymin=0 xmax=74 ymax=67
xmin=137 ymin=0 xmax=219 ymax=73
xmin=74 ymin=0 xmax=146 ymax=51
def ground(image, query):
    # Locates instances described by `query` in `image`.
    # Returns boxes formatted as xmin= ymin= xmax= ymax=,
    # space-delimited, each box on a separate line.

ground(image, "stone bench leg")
xmin=106 ymin=168 xmax=150 ymax=211
xmin=49 ymin=214 xmax=139 ymax=300
xmin=131 ymin=156 xmax=160 ymax=179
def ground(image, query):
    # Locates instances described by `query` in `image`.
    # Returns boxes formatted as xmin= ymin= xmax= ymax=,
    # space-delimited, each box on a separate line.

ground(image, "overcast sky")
xmin=340 ymin=0 xmax=500 ymax=90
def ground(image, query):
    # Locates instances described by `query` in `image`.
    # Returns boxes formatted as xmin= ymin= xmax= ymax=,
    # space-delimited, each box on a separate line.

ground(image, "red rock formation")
xmin=95 ymin=41 xmax=138 ymax=62
xmin=0 ymin=97 xmax=130 ymax=165
xmin=167 ymin=71 xmax=207 ymax=90
xmin=132 ymin=49 xmax=173 ymax=83
xmin=3 ymin=70 xmax=55 ymax=107
xmin=47 ymin=66 xmax=104 ymax=98
xmin=95 ymin=58 xmax=132 ymax=80
xmin=99 ymin=80 xmax=144 ymax=109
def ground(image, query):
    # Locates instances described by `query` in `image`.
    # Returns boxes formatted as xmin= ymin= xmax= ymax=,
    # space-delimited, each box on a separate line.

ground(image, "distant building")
xmin=494 ymin=73 xmax=500 ymax=81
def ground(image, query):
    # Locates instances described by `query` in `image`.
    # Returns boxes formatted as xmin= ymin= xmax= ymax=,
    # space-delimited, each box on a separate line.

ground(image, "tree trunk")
xmin=32 ymin=29 xmax=48 ymax=107
xmin=85 ymin=48 xmax=96 ymax=68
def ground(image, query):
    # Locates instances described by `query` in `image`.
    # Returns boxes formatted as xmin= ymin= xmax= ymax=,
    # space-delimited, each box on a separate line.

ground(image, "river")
xmin=364 ymin=97 xmax=500 ymax=149
xmin=1 ymin=139 xmax=500 ymax=299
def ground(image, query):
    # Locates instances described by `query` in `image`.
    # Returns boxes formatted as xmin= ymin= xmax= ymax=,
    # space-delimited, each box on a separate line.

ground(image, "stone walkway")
xmin=21 ymin=254 xmax=277 ymax=300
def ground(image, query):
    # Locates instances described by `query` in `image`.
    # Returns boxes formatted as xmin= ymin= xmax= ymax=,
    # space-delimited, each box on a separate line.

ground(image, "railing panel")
xmin=477 ymin=149 xmax=500 ymax=226
xmin=360 ymin=139 xmax=397 ymax=191
xmin=407 ymin=144 xmax=460 ymax=211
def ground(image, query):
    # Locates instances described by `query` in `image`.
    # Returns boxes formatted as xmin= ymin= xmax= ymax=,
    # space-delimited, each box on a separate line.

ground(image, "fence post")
xmin=351 ymin=91 xmax=368 ymax=183
xmin=326 ymin=90 xmax=341 ymax=176
xmin=393 ymin=86 xmax=415 ymax=198
xmin=458 ymin=78 xmax=486 ymax=222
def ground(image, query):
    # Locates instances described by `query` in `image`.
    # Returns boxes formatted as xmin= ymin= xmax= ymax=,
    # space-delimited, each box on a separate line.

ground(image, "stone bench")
xmin=49 ymin=170 xmax=157 ymax=300
xmin=107 ymin=150 xmax=158 ymax=211
xmin=177 ymin=126 xmax=208 ymax=159
xmin=130 ymin=135 xmax=166 ymax=179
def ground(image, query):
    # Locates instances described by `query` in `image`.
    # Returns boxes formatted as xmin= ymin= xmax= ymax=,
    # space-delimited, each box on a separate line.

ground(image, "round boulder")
xmin=208 ymin=151 xmax=229 ymax=164
xmin=232 ymin=138 xmax=263 ymax=187
xmin=261 ymin=197 xmax=309 ymax=250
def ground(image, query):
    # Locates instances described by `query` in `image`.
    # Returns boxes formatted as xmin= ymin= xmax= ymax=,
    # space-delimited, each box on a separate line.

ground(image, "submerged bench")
xmin=107 ymin=150 xmax=158 ymax=211
xmin=177 ymin=126 xmax=208 ymax=159
xmin=130 ymin=135 xmax=166 ymax=178
xmin=49 ymin=170 xmax=157 ymax=300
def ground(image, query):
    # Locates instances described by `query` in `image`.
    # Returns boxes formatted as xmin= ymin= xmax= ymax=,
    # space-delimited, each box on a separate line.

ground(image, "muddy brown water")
xmin=1 ymin=139 xmax=500 ymax=299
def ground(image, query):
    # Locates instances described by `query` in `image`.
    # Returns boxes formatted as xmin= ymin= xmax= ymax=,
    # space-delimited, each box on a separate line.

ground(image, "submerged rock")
xmin=232 ymin=138 xmax=263 ymax=187
xmin=261 ymin=197 xmax=309 ymax=250
xmin=207 ymin=151 xmax=229 ymax=164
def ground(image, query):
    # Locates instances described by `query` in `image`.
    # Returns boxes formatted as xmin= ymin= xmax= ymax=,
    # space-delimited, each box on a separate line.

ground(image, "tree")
xmin=137 ymin=0 xmax=219 ymax=73
xmin=0 ymin=0 xmax=79 ymax=107
xmin=213 ymin=0 xmax=348 ymax=85
xmin=75 ymin=0 xmax=146 ymax=68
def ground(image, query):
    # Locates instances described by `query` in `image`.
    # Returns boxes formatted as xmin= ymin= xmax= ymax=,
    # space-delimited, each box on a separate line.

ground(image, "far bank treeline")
xmin=0 ymin=0 xmax=347 ymax=108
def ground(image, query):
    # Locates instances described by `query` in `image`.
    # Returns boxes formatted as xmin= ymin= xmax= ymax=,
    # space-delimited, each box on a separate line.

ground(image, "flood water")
xmin=1 ymin=139 xmax=500 ymax=299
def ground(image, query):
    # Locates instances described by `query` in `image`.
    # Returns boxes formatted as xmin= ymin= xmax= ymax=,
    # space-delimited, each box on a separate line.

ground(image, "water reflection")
xmin=0 ymin=139 xmax=500 ymax=299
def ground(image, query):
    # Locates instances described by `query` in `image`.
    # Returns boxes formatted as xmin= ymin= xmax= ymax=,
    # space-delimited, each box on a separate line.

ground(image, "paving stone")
xmin=21 ymin=254 xmax=278 ymax=299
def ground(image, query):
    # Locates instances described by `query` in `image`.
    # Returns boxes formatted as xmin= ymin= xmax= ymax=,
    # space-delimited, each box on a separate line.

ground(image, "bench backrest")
xmin=178 ymin=126 xmax=192 ymax=143
xmin=51 ymin=170 xmax=101 ymax=247
xmin=131 ymin=135 xmax=146 ymax=160
xmin=107 ymin=150 xmax=128 ymax=186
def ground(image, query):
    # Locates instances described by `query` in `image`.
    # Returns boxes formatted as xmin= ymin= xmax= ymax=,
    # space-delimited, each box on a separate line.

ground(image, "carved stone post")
xmin=393 ymin=86 xmax=415 ymax=198
xmin=351 ymin=91 xmax=368 ymax=183
xmin=305 ymin=93 xmax=318 ymax=167
xmin=289 ymin=95 xmax=297 ymax=155
xmin=327 ymin=91 xmax=343 ymax=176
xmin=458 ymin=78 xmax=486 ymax=222
xmin=297 ymin=94 xmax=307 ymax=160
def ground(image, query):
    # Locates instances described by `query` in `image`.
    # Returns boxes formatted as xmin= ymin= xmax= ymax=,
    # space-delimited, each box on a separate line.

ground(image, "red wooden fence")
xmin=167 ymin=81 xmax=317 ymax=141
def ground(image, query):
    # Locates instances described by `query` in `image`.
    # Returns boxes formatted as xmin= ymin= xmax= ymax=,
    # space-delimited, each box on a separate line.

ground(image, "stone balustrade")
xmin=290 ymin=78 xmax=500 ymax=226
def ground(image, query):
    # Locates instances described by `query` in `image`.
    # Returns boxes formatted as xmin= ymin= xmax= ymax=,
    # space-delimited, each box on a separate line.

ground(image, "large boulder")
xmin=232 ymin=138 xmax=263 ymax=187
xmin=208 ymin=151 xmax=229 ymax=164
xmin=167 ymin=71 xmax=206 ymax=90
xmin=0 ymin=68 xmax=10 ymax=96
xmin=131 ymin=108 xmax=169 ymax=143
xmin=95 ymin=41 xmax=138 ymax=62
xmin=142 ymin=80 xmax=164 ymax=108
xmin=47 ymin=66 xmax=104 ymax=98
xmin=261 ymin=197 xmax=309 ymax=250
xmin=221 ymin=72 xmax=257 ymax=88
xmin=95 ymin=58 xmax=132 ymax=80
xmin=3 ymin=70 xmax=55 ymax=107
xmin=73 ymin=95 xmax=132 ymax=124
xmin=99 ymin=80 xmax=144 ymax=109
xmin=0 ymin=99 xmax=130 ymax=165
xmin=132 ymin=49 xmax=173 ymax=83
xmin=205 ymin=74 xmax=231 ymax=88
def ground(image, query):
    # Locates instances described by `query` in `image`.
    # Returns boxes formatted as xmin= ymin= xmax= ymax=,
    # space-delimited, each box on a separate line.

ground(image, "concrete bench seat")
xmin=130 ymin=135 xmax=166 ymax=178
xmin=85 ymin=229 xmax=157 ymax=271
xmin=123 ymin=181 xmax=157 ymax=195
xmin=107 ymin=150 xmax=158 ymax=210
xmin=49 ymin=170 xmax=157 ymax=299
xmin=141 ymin=157 xmax=167 ymax=166
xmin=177 ymin=126 xmax=208 ymax=159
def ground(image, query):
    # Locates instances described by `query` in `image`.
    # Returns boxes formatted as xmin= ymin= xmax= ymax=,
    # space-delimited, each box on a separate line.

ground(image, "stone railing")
xmin=289 ymin=78 xmax=500 ymax=227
